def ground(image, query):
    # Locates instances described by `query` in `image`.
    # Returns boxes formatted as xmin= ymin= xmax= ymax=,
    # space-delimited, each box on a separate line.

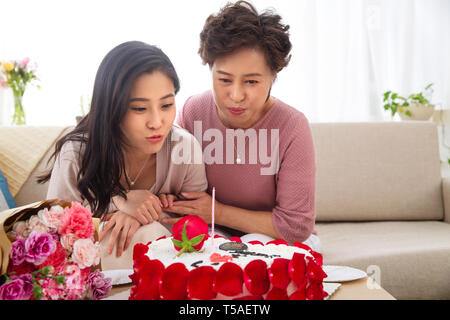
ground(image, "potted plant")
xmin=383 ymin=83 xmax=435 ymax=120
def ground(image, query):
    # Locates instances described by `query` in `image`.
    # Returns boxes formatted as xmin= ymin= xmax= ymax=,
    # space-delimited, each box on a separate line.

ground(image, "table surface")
xmin=109 ymin=276 xmax=395 ymax=300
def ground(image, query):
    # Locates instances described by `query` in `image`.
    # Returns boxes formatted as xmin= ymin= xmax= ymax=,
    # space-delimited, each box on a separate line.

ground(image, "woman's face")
xmin=211 ymin=47 xmax=276 ymax=129
xmin=121 ymin=71 xmax=176 ymax=156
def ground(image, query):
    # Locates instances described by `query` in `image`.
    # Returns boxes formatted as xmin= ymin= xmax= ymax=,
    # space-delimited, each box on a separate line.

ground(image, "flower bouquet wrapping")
xmin=0 ymin=199 xmax=111 ymax=300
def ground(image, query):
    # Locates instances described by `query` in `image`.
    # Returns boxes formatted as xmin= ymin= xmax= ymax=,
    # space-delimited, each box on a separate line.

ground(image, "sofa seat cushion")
xmin=315 ymin=221 xmax=450 ymax=299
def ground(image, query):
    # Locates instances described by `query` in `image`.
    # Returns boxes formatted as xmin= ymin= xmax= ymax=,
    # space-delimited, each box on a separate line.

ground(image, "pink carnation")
xmin=40 ymin=278 xmax=65 ymax=300
xmin=60 ymin=233 xmax=80 ymax=252
xmin=38 ymin=206 xmax=64 ymax=230
xmin=72 ymin=238 xmax=100 ymax=269
xmin=62 ymin=264 xmax=86 ymax=300
xmin=58 ymin=202 xmax=94 ymax=239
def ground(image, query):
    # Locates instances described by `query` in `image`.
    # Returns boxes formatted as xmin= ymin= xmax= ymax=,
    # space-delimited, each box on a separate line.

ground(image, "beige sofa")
xmin=3 ymin=121 xmax=450 ymax=299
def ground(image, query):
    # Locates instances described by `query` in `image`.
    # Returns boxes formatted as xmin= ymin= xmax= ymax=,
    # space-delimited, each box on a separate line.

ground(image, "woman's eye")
xmin=247 ymin=80 xmax=258 ymax=84
xmin=219 ymin=78 xmax=231 ymax=83
xmin=130 ymin=107 xmax=146 ymax=112
xmin=161 ymin=103 xmax=173 ymax=109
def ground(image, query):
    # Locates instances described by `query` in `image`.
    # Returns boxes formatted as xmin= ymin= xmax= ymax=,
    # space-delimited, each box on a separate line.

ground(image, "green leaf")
xmin=405 ymin=110 xmax=412 ymax=116
xmin=39 ymin=266 xmax=52 ymax=276
xmin=189 ymin=234 xmax=205 ymax=247
xmin=425 ymin=83 xmax=433 ymax=90
xmin=384 ymin=103 xmax=390 ymax=110
xmin=32 ymin=284 xmax=43 ymax=300
xmin=391 ymin=93 xmax=398 ymax=100
xmin=55 ymin=275 xmax=66 ymax=285
xmin=383 ymin=91 xmax=391 ymax=101
xmin=171 ymin=238 xmax=183 ymax=248
xmin=181 ymin=220 xmax=189 ymax=243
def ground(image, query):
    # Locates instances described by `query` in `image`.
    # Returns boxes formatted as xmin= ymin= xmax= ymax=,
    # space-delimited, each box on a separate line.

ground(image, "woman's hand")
xmin=112 ymin=190 xmax=163 ymax=225
xmin=158 ymin=193 xmax=179 ymax=208
xmin=162 ymin=191 xmax=223 ymax=225
xmin=99 ymin=211 xmax=141 ymax=257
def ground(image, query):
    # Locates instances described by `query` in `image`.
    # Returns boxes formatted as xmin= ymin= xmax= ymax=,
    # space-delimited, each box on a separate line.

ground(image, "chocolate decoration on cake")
xmin=219 ymin=241 xmax=248 ymax=251
xmin=191 ymin=260 xmax=203 ymax=268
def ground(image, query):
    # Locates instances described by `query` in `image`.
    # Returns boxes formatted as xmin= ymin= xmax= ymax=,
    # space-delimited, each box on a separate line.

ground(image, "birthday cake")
xmin=128 ymin=215 xmax=328 ymax=300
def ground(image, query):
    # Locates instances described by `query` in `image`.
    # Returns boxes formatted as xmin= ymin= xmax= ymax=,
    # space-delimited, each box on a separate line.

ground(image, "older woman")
xmin=162 ymin=1 xmax=320 ymax=251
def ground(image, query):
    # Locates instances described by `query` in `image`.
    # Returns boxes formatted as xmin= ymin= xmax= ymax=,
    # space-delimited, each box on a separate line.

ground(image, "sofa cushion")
xmin=0 ymin=170 xmax=16 ymax=210
xmin=316 ymin=221 xmax=450 ymax=299
xmin=311 ymin=122 xmax=443 ymax=221
xmin=14 ymin=126 xmax=73 ymax=207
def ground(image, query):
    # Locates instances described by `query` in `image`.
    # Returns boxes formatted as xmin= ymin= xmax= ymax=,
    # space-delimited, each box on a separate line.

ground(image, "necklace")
xmin=126 ymin=154 xmax=151 ymax=187
xmin=234 ymin=139 xmax=243 ymax=164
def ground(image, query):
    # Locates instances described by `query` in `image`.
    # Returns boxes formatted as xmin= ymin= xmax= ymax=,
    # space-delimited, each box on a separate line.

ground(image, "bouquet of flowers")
xmin=0 ymin=200 xmax=111 ymax=300
xmin=0 ymin=58 xmax=40 ymax=125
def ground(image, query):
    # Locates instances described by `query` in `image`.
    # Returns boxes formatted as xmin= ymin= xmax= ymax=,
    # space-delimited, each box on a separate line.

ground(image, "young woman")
xmin=162 ymin=1 xmax=320 ymax=251
xmin=39 ymin=41 xmax=207 ymax=266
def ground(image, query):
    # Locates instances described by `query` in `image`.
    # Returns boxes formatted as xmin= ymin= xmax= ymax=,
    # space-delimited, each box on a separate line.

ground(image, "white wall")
xmin=0 ymin=0 xmax=449 ymax=125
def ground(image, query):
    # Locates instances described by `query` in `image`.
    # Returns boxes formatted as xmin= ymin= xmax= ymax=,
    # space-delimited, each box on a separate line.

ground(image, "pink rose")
xmin=58 ymin=202 xmax=94 ymax=239
xmin=72 ymin=238 xmax=100 ymax=269
xmin=38 ymin=206 xmax=64 ymax=230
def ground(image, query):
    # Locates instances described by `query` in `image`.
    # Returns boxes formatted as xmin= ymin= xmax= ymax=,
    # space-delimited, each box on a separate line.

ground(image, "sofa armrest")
xmin=441 ymin=177 xmax=450 ymax=223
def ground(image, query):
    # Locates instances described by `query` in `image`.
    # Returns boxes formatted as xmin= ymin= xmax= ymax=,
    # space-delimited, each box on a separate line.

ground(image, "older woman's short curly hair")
xmin=198 ymin=1 xmax=292 ymax=73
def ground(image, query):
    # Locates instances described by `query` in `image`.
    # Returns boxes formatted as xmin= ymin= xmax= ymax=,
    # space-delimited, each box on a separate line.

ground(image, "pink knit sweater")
xmin=177 ymin=90 xmax=317 ymax=243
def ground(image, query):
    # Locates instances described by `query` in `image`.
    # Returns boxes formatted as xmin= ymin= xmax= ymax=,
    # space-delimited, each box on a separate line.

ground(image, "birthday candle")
xmin=211 ymin=187 xmax=215 ymax=251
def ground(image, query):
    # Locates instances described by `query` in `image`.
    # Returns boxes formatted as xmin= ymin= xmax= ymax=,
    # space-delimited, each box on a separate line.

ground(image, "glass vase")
xmin=12 ymin=90 xmax=26 ymax=125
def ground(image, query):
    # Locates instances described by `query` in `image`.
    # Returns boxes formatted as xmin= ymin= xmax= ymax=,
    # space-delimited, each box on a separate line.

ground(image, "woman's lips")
xmin=146 ymin=135 xmax=163 ymax=143
xmin=228 ymin=107 xmax=245 ymax=115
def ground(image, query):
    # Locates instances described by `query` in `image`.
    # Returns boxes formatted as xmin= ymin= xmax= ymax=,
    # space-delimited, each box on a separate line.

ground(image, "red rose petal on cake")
xmin=214 ymin=262 xmax=244 ymax=296
xmin=233 ymin=295 xmax=263 ymax=300
xmin=131 ymin=259 xmax=165 ymax=300
xmin=306 ymin=256 xmax=327 ymax=282
xmin=268 ymin=258 xmax=291 ymax=289
xmin=266 ymin=287 xmax=289 ymax=300
xmin=156 ymin=235 xmax=167 ymax=241
xmin=306 ymin=281 xmax=328 ymax=300
xmin=214 ymin=234 xmax=226 ymax=239
xmin=248 ymin=240 xmax=264 ymax=245
xmin=133 ymin=243 xmax=149 ymax=262
xmin=288 ymin=252 xmax=307 ymax=287
xmin=229 ymin=237 xmax=242 ymax=243
xmin=266 ymin=239 xmax=288 ymax=246
xmin=289 ymin=288 xmax=307 ymax=300
xmin=243 ymin=260 xmax=270 ymax=296
xmin=311 ymin=251 xmax=323 ymax=267
xmin=188 ymin=266 xmax=217 ymax=300
xmin=160 ymin=263 xmax=189 ymax=300
xmin=293 ymin=242 xmax=312 ymax=251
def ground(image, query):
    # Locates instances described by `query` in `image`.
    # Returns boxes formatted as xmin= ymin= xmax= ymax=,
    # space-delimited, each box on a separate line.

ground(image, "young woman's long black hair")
xmin=38 ymin=41 xmax=180 ymax=218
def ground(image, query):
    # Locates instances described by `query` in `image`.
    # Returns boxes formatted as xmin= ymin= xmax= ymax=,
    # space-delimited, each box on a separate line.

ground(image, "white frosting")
xmin=146 ymin=237 xmax=313 ymax=271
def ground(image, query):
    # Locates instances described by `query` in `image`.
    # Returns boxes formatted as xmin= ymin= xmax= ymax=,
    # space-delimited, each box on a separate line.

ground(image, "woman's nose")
xmin=230 ymin=83 xmax=245 ymax=103
xmin=146 ymin=110 xmax=162 ymax=130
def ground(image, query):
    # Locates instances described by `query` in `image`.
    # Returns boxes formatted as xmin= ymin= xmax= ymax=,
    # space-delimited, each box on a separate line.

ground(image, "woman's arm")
xmin=216 ymin=202 xmax=280 ymax=239
xmin=162 ymin=191 xmax=281 ymax=239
